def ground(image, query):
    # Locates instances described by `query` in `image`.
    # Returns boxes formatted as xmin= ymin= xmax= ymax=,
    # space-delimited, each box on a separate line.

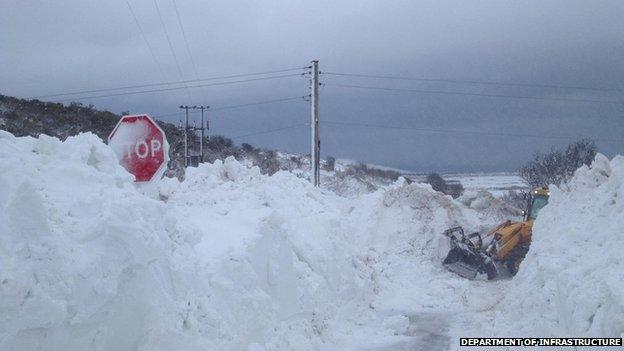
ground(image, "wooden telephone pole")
xmin=179 ymin=105 xmax=208 ymax=167
xmin=311 ymin=60 xmax=320 ymax=187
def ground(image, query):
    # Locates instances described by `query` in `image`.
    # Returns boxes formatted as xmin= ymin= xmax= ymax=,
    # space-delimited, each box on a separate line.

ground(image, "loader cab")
xmin=524 ymin=187 xmax=550 ymax=221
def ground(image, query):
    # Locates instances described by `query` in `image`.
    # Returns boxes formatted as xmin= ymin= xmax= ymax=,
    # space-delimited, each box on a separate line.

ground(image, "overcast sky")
xmin=1 ymin=0 xmax=623 ymax=172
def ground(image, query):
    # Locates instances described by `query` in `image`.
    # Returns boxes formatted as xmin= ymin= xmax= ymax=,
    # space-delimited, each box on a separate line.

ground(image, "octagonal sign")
xmin=108 ymin=114 xmax=169 ymax=182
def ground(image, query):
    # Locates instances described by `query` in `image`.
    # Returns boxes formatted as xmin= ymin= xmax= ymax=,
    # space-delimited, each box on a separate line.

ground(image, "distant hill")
xmin=0 ymin=95 xmax=281 ymax=178
xmin=0 ymin=94 xmax=406 ymax=190
xmin=0 ymin=95 xmax=186 ymax=177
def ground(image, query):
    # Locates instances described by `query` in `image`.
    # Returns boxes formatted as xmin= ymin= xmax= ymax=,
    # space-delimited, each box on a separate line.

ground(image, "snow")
xmin=1 ymin=131 xmax=622 ymax=350
xmin=108 ymin=119 xmax=150 ymax=158
xmin=444 ymin=173 xmax=526 ymax=197
xmin=401 ymin=172 xmax=526 ymax=198
xmin=490 ymin=153 xmax=624 ymax=338
xmin=457 ymin=190 xmax=522 ymax=220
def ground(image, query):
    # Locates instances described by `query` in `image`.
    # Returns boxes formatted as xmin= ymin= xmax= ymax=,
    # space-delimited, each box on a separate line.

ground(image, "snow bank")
xmin=8 ymin=130 xmax=597 ymax=350
xmin=3 ymin=132 xmax=482 ymax=350
xmin=0 ymin=132 xmax=360 ymax=350
xmin=0 ymin=132 xmax=206 ymax=349
xmin=493 ymin=154 xmax=624 ymax=337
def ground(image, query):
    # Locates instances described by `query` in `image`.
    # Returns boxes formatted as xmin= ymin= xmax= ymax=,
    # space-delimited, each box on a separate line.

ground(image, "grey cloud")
xmin=1 ymin=0 xmax=622 ymax=172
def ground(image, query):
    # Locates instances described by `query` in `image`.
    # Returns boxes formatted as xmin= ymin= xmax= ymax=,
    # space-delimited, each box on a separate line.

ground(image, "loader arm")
xmin=490 ymin=223 xmax=524 ymax=260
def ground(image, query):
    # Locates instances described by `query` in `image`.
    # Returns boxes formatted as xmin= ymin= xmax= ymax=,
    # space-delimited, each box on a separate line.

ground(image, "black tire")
xmin=505 ymin=244 xmax=530 ymax=276
xmin=485 ymin=262 xmax=498 ymax=280
xmin=506 ymin=260 xmax=518 ymax=276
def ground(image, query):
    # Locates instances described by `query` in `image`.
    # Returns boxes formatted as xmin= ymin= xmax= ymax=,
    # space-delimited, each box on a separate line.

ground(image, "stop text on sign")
xmin=108 ymin=114 xmax=169 ymax=182
xmin=117 ymin=139 xmax=162 ymax=159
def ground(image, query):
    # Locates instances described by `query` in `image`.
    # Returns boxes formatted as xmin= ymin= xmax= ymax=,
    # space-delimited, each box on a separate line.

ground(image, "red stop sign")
xmin=108 ymin=114 xmax=169 ymax=182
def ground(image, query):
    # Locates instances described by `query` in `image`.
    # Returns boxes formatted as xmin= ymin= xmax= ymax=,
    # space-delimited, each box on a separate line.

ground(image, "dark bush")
xmin=207 ymin=135 xmax=234 ymax=151
xmin=289 ymin=155 xmax=304 ymax=168
xmin=241 ymin=143 xmax=254 ymax=152
xmin=344 ymin=162 xmax=401 ymax=181
xmin=256 ymin=150 xmax=281 ymax=175
xmin=501 ymin=190 xmax=528 ymax=210
xmin=446 ymin=182 xmax=464 ymax=199
xmin=519 ymin=139 xmax=596 ymax=188
xmin=425 ymin=173 xmax=446 ymax=192
xmin=424 ymin=173 xmax=464 ymax=198
xmin=324 ymin=156 xmax=336 ymax=171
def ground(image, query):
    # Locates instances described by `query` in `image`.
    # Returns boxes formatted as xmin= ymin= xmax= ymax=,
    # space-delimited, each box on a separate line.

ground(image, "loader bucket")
xmin=442 ymin=246 xmax=485 ymax=279
xmin=442 ymin=227 xmax=497 ymax=280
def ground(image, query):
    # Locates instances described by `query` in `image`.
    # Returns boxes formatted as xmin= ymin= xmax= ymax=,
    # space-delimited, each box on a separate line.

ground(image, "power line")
xmin=232 ymin=123 xmax=309 ymax=139
xmin=54 ymin=74 xmax=302 ymax=102
xmin=170 ymin=0 xmax=199 ymax=79
xmin=152 ymin=0 xmax=192 ymax=102
xmin=322 ymin=72 xmax=621 ymax=93
xmin=327 ymin=83 xmax=624 ymax=106
xmin=152 ymin=95 xmax=307 ymax=119
xmin=125 ymin=0 xmax=168 ymax=81
xmin=324 ymin=121 xmax=621 ymax=143
xmin=211 ymin=95 xmax=308 ymax=111
xmin=31 ymin=68 xmax=305 ymax=99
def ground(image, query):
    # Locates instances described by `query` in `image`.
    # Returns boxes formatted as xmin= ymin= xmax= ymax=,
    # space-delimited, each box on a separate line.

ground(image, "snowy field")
xmin=0 ymin=131 xmax=622 ymax=350
xmin=335 ymin=158 xmax=527 ymax=198
xmin=443 ymin=173 xmax=526 ymax=197
xmin=406 ymin=172 xmax=526 ymax=198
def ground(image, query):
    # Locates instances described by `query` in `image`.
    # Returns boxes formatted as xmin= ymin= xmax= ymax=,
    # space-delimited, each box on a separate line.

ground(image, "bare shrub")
xmin=501 ymin=190 xmax=528 ymax=210
xmin=241 ymin=143 xmax=254 ymax=152
xmin=344 ymin=163 xmax=401 ymax=181
xmin=445 ymin=182 xmax=464 ymax=199
xmin=290 ymin=155 xmax=304 ymax=169
xmin=256 ymin=150 xmax=281 ymax=175
xmin=323 ymin=156 xmax=336 ymax=171
xmin=424 ymin=173 xmax=464 ymax=199
xmin=425 ymin=173 xmax=446 ymax=192
xmin=519 ymin=139 xmax=596 ymax=188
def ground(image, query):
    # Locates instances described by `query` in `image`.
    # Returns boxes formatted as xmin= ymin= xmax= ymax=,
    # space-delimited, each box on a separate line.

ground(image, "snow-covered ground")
xmin=330 ymin=159 xmax=526 ymax=199
xmin=491 ymin=154 xmax=624 ymax=337
xmin=444 ymin=173 xmax=526 ymax=197
xmin=0 ymin=131 xmax=622 ymax=350
xmin=406 ymin=172 xmax=526 ymax=198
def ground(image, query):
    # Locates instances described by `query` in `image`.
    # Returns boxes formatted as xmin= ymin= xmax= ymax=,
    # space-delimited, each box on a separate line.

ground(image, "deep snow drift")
xmin=0 ymin=131 xmax=621 ymax=350
xmin=491 ymin=154 xmax=624 ymax=338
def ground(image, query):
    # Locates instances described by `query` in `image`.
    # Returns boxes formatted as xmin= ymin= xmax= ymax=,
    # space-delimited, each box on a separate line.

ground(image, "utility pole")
xmin=179 ymin=105 xmax=208 ymax=167
xmin=180 ymin=105 xmax=189 ymax=167
xmin=311 ymin=60 xmax=320 ymax=187
xmin=200 ymin=106 xmax=206 ymax=162
xmin=206 ymin=119 xmax=210 ymax=138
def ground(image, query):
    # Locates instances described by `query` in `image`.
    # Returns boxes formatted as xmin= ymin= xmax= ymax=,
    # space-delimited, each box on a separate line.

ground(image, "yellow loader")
xmin=442 ymin=187 xmax=550 ymax=280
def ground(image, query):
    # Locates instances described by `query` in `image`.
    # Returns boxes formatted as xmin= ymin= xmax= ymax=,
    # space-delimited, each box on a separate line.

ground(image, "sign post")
xmin=108 ymin=114 xmax=169 ymax=182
